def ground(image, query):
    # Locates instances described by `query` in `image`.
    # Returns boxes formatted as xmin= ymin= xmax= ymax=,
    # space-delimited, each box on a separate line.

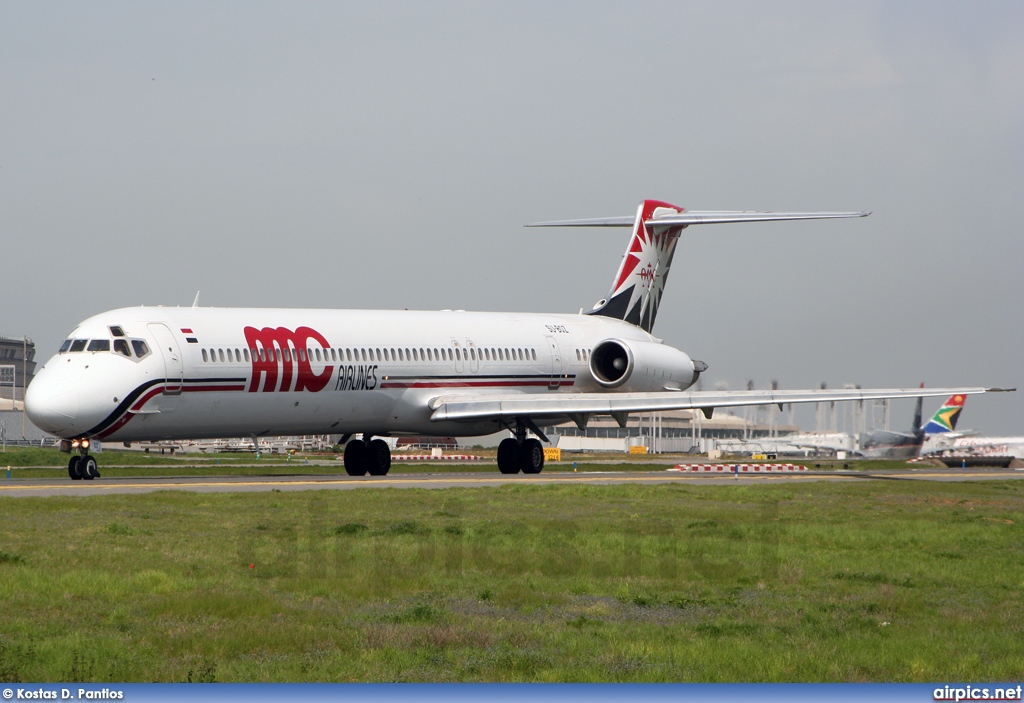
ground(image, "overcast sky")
xmin=2 ymin=1 xmax=1021 ymax=434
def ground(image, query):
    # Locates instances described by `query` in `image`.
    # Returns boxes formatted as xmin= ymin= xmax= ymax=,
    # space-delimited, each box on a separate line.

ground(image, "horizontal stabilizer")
xmin=527 ymin=211 xmax=869 ymax=228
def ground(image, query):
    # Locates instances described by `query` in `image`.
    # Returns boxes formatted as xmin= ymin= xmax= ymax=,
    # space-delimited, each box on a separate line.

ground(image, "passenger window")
xmin=113 ymin=339 xmax=131 ymax=357
xmin=132 ymin=340 xmax=150 ymax=358
xmin=202 ymin=349 xmax=209 ymax=362
xmin=284 ymin=348 xmax=291 ymax=363
xmin=59 ymin=339 xmax=72 ymax=353
xmin=531 ymin=349 xmax=536 ymax=361
xmin=87 ymin=339 xmax=110 ymax=352
xmin=219 ymin=349 xmax=225 ymax=363
xmin=315 ymin=348 xmax=321 ymax=362
xmin=227 ymin=349 xmax=234 ymax=362
xmin=455 ymin=349 xmax=461 ymax=361
xmin=245 ymin=349 xmax=251 ymax=362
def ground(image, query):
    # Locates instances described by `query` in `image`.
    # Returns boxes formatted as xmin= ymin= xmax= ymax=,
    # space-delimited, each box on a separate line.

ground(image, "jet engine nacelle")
xmin=589 ymin=338 xmax=701 ymax=393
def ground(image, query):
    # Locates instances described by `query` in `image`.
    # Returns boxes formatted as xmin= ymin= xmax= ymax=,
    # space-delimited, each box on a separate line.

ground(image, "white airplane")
xmin=25 ymin=199 xmax=1010 ymax=480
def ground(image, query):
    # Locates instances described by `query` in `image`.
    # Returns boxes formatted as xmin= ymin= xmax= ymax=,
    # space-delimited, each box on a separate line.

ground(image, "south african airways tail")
xmin=921 ymin=393 xmax=966 ymax=434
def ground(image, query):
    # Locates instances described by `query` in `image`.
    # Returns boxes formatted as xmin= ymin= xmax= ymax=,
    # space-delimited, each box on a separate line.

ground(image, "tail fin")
xmin=589 ymin=199 xmax=685 ymax=333
xmin=525 ymin=200 xmax=868 ymax=334
xmin=911 ymin=384 xmax=924 ymax=435
xmin=921 ymin=393 xmax=966 ymax=434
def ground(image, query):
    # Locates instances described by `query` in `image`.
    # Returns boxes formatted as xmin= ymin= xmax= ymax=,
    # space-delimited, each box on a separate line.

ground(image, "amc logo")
xmin=243 ymin=326 xmax=334 ymax=393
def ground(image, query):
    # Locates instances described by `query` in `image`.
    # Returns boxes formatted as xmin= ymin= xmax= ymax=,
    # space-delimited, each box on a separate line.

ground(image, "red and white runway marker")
xmin=391 ymin=454 xmax=485 ymax=462
xmin=669 ymin=463 xmax=807 ymax=473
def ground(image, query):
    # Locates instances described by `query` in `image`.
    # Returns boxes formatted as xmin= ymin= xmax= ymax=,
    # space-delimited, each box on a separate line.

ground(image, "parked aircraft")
xmin=25 ymin=200 xmax=1009 ymax=479
xmin=860 ymin=391 xmax=967 ymax=459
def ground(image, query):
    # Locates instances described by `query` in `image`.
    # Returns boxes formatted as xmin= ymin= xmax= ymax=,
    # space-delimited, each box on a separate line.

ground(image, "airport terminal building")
xmin=540 ymin=409 xmax=797 ymax=454
xmin=0 ymin=335 xmax=35 ymax=407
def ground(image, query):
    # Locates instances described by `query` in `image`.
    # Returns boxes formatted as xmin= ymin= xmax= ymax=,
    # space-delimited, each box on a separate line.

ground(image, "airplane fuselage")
xmin=27 ymin=306 xmax=699 ymax=443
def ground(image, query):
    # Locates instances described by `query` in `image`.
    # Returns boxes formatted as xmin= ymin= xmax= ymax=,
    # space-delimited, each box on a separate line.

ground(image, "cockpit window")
xmin=59 ymin=339 xmax=73 ymax=353
xmin=113 ymin=339 xmax=131 ymax=357
xmin=69 ymin=339 xmax=88 ymax=352
xmin=132 ymin=340 xmax=151 ymax=358
xmin=87 ymin=339 xmax=111 ymax=352
xmin=109 ymin=326 xmax=126 ymax=337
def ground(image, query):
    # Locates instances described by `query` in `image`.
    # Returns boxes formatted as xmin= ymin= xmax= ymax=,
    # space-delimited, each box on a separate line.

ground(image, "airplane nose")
xmin=25 ymin=372 xmax=80 ymax=435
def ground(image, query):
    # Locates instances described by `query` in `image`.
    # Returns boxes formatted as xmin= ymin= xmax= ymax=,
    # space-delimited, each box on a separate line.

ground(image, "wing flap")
xmin=430 ymin=387 xmax=1008 ymax=422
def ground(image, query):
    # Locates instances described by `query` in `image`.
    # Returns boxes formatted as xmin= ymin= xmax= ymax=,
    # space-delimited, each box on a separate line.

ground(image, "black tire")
xmin=344 ymin=440 xmax=367 ymax=476
xmin=497 ymin=438 xmax=520 ymax=474
xmin=68 ymin=455 xmax=83 ymax=480
xmin=81 ymin=455 xmax=99 ymax=480
xmin=366 ymin=439 xmax=391 ymax=476
xmin=518 ymin=438 xmax=544 ymax=474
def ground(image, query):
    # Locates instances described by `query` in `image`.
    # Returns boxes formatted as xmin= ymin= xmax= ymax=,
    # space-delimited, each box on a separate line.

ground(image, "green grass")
xmin=0 ymin=480 xmax=1022 ymax=682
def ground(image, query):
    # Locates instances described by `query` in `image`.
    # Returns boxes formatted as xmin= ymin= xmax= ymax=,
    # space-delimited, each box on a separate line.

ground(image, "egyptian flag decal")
xmin=181 ymin=328 xmax=199 ymax=344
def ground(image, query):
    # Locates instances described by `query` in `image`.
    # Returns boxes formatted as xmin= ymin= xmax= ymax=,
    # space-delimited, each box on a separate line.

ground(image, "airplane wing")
xmin=429 ymin=387 xmax=1012 ymax=424
xmin=526 ymin=211 xmax=869 ymax=228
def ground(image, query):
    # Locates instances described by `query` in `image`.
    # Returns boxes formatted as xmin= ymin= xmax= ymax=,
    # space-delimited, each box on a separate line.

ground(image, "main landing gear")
xmin=343 ymin=435 xmax=391 ymax=476
xmin=67 ymin=442 xmax=100 ymax=481
xmin=496 ymin=419 xmax=545 ymax=475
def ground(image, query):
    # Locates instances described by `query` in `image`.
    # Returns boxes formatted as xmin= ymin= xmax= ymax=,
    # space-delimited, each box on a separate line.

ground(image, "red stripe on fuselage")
xmin=101 ymin=382 xmax=247 ymax=438
xmin=380 ymin=380 xmax=575 ymax=389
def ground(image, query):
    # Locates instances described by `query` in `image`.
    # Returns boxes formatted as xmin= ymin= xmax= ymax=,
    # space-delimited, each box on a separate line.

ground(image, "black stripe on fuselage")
xmin=83 ymin=377 xmax=247 ymax=438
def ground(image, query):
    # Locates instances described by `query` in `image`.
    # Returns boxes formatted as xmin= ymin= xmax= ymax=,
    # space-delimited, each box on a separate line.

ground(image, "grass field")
xmin=1 ymin=479 xmax=1022 ymax=682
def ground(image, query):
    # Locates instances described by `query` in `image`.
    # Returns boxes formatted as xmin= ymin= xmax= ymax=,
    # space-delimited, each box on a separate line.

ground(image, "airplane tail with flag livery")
xmin=922 ymin=393 xmax=966 ymax=434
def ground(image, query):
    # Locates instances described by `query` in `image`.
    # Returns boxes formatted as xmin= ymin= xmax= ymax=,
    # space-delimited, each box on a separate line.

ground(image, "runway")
xmin=1 ymin=466 xmax=1021 ymax=497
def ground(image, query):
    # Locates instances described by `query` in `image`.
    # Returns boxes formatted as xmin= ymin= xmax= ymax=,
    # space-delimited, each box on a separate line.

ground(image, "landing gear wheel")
xmin=517 ymin=438 xmax=544 ymax=474
xmin=68 ymin=455 xmax=83 ymax=480
xmin=81 ymin=455 xmax=99 ymax=480
xmin=497 ymin=438 xmax=520 ymax=474
xmin=366 ymin=439 xmax=391 ymax=476
xmin=344 ymin=440 xmax=368 ymax=476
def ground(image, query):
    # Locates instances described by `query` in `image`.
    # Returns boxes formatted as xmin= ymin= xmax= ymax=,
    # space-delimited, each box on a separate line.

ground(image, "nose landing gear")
xmin=67 ymin=445 xmax=100 ymax=480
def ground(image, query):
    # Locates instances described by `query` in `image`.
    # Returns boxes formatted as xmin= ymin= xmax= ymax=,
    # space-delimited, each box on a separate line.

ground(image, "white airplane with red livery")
xmin=25 ymin=199 xmax=1010 ymax=479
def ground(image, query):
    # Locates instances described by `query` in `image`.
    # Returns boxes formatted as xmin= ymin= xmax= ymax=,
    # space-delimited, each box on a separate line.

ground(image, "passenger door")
xmin=147 ymin=323 xmax=184 ymax=408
